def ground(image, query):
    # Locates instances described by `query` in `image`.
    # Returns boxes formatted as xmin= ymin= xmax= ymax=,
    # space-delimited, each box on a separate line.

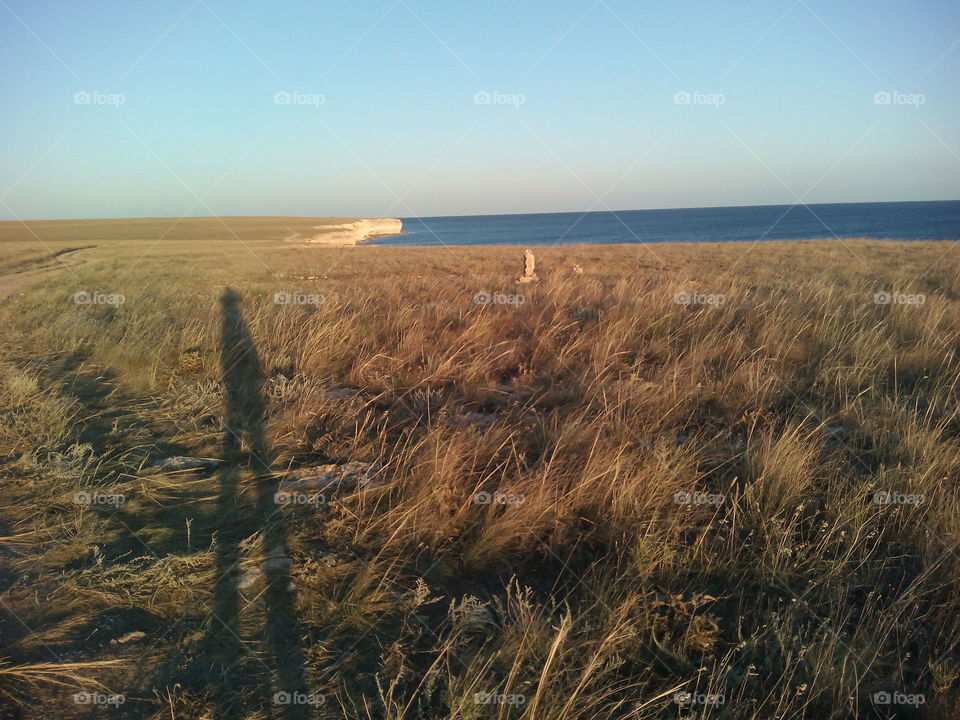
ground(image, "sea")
xmin=367 ymin=200 xmax=960 ymax=247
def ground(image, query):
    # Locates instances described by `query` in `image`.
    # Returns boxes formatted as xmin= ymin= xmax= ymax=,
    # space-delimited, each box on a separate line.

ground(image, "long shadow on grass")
xmin=206 ymin=288 xmax=308 ymax=719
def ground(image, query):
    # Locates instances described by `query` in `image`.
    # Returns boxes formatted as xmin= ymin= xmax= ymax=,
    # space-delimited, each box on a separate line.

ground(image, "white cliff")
xmin=301 ymin=218 xmax=403 ymax=245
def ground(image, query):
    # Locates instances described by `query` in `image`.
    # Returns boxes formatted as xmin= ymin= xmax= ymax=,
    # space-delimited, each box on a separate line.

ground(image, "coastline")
xmin=300 ymin=217 xmax=404 ymax=245
xmin=368 ymin=201 xmax=960 ymax=247
xmin=3 ymin=212 xmax=956 ymax=252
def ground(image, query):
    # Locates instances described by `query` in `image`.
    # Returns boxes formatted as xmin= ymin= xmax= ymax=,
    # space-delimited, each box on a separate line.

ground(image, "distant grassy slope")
xmin=0 ymin=216 xmax=400 ymax=246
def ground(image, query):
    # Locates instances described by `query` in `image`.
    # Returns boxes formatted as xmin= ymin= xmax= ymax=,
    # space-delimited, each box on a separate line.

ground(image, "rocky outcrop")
xmin=304 ymin=218 xmax=403 ymax=245
xmin=152 ymin=456 xmax=225 ymax=472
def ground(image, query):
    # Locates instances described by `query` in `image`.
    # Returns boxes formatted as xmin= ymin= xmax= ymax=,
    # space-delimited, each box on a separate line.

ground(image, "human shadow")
xmin=207 ymin=288 xmax=309 ymax=719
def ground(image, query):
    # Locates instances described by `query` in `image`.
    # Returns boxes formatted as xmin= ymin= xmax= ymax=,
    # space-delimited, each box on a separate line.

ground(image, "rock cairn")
xmin=517 ymin=249 xmax=538 ymax=283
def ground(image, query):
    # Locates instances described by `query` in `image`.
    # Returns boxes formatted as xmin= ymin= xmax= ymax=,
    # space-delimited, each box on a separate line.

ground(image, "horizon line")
xmin=2 ymin=197 xmax=958 ymax=224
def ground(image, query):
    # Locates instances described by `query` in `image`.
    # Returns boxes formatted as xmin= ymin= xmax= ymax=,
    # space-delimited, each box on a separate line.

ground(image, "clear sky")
xmin=1 ymin=0 xmax=958 ymax=220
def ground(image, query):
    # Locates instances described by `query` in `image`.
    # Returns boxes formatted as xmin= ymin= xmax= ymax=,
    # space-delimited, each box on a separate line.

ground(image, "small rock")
xmin=110 ymin=631 xmax=148 ymax=645
xmin=236 ymin=568 xmax=262 ymax=591
xmin=82 ymin=608 xmax=163 ymax=650
xmin=262 ymin=544 xmax=292 ymax=572
xmin=153 ymin=456 xmax=225 ymax=471
xmin=279 ymin=461 xmax=383 ymax=493
xmin=237 ymin=546 xmax=294 ymax=591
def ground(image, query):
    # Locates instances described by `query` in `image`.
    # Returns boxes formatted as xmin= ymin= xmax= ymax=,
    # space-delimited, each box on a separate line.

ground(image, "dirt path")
xmin=0 ymin=246 xmax=94 ymax=300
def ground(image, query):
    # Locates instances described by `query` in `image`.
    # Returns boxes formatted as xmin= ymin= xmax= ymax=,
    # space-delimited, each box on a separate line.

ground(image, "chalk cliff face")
xmin=305 ymin=218 xmax=403 ymax=245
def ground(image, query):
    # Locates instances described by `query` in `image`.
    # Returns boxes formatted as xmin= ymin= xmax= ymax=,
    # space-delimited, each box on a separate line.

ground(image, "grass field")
xmin=1 ymin=219 xmax=959 ymax=719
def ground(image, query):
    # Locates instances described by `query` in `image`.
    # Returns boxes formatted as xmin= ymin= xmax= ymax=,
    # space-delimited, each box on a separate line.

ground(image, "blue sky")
xmin=1 ymin=0 xmax=958 ymax=220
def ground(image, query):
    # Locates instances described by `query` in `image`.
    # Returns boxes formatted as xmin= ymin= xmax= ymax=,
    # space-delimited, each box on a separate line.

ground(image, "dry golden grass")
xmin=1 ymin=220 xmax=960 ymax=719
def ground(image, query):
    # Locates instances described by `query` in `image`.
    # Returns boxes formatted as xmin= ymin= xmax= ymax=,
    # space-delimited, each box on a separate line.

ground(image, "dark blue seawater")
xmin=368 ymin=201 xmax=960 ymax=246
